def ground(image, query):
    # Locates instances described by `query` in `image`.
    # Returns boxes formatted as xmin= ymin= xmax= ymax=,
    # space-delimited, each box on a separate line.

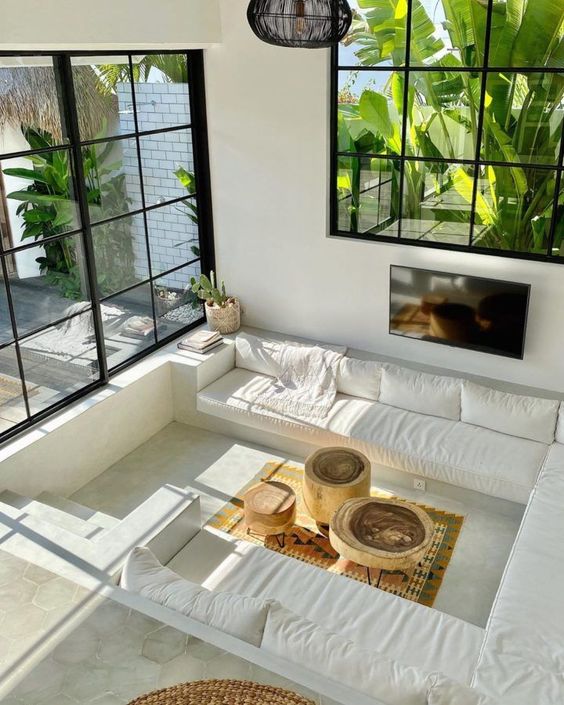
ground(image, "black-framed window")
xmin=331 ymin=0 xmax=564 ymax=263
xmin=0 ymin=51 xmax=214 ymax=443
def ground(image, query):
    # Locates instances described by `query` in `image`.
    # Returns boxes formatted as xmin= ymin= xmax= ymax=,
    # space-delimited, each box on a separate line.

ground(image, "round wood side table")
xmin=303 ymin=446 xmax=371 ymax=535
xmin=244 ymin=480 xmax=296 ymax=547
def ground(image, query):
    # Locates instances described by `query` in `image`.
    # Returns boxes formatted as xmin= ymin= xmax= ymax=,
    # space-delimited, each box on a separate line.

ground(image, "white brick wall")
xmin=116 ymin=82 xmax=197 ymax=290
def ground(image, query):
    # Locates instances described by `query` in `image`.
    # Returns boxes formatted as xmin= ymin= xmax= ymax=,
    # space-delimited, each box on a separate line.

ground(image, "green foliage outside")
xmin=338 ymin=0 xmax=564 ymax=254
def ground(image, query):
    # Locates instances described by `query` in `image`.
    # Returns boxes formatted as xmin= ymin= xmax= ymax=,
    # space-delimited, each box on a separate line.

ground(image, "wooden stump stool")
xmin=303 ymin=447 xmax=371 ymax=535
xmin=329 ymin=497 xmax=434 ymax=586
xmin=244 ymin=480 xmax=296 ymax=547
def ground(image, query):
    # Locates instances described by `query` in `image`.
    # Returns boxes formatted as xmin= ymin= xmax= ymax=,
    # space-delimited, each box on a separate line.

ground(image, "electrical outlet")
xmin=413 ymin=478 xmax=426 ymax=491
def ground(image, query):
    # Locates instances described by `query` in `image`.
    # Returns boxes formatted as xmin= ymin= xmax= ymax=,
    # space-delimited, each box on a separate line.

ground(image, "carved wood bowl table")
xmin=303 ymin=446 xmax=371 ymax=535
xmin=329 ymin=497 xmax=434 ymax=587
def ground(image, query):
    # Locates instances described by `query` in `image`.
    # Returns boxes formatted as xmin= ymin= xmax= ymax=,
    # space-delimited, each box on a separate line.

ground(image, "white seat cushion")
xmin=263 ymin=602 xmax=432 ymax=705
xmin=554 ymin=402 xmax=564 ymax=443
xmin=380 ymin=365 xmax=461 ymax=420
xmin=471 ymin=444 xmax=564 ymax=704
xmin=427 ymin=675 xmax=507 ymax=705
xmin=337 ymin=356 xmax=382 ymax=400
xmin=198 ymin=369 xmax=547 ymax=502
xmin=461 ymin=381 xmax=559 ymax=444
xmin=121 ymin=547 xmax=272 ymax=646
xmin=179 ymin=535 xmax=484 ymax=684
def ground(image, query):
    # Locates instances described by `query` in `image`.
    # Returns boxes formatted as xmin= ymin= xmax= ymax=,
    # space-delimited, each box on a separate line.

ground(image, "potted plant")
xmin=190 ymin=271 xmax=240 ymax=334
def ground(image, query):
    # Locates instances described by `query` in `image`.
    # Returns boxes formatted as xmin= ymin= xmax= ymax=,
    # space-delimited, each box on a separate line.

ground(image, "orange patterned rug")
xmin=206 ymin=462 xmax=464 ymax=607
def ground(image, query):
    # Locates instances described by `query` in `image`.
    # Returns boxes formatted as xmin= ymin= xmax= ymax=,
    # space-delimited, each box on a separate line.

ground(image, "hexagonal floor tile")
xmin=187 ymin=637 xmax=223 ymax=662
xmin=62 ymin=663 xmax=112 ymax=702
xmin=98 ymin=627 xmax=143 ymax=664
xmin=108 ymin=659 xmax=160 ymax=702
xmin=85 ymin=601 xmax=129 ymax=636
xmin=33 ymin=578 xmax=77 ymax=611
xmin=89 ymin=695 xmax=127 ymax=705
xmin=23 ymin=563 xmax=57 ymax=585
xmin=9 ymin=656 xmax=65 ymax=702
xmin=0 ymin=554 xmax=26 ymax=585
xmin=205 ymin=652 xmax=252 ymax=681
xmin=0 ymin=579 xmax=38 ymax=612
xmin=142 ymin=626 xmax=187 ymax=664
xmin=157 ymin=653 xmax=206 ymax=689
xmin=1 ymin=603 xmax=46 ymax=638
xmin=52 ymin=624 xmax=100 ymax=665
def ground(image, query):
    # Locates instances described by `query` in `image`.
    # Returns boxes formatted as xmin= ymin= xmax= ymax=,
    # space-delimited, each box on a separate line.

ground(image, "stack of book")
xmin=177 ymin=329 xmax=223 ymax=354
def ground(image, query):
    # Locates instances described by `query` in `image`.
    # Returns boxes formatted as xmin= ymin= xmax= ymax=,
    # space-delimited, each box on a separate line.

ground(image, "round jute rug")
xmin=127 ymin=679 xmax=316 ymax=705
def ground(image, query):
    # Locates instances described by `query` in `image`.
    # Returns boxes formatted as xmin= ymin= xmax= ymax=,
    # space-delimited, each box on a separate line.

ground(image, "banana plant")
xmin=339 ymin=0 xmax=564 ymax=254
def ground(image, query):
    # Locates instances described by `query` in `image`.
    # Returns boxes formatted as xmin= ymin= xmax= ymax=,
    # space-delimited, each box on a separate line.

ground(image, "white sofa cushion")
xmin=121 ymin=547 xmax=271 ymax=646
xmin=427 ymin=675 xmax=506 ymax=705
xmin=197 ymin=369 xmax=547 ymax=502
xmin=235 ymin=332 xmax=281 ymax=378
xmin=471 ymin=444 xmax=564 ymax=705
xmin=380 ymin=366 xmax=461 ymax=420
xmin=555 ymin=401 xmax=564 ymax=444
xmin=191 ymin=536 xmax=484 ymax=683
xmin=337 ymin=356 xmax=382 ymax=400
xmin=461 ymin=381 xmax=559 ymax=445
xmin=263 ymin=602 xmax=431 ymax=705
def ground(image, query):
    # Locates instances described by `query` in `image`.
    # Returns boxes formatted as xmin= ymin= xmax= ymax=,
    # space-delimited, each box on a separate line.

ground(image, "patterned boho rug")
xmin=207 ymin=461 xmax=464 ymax=607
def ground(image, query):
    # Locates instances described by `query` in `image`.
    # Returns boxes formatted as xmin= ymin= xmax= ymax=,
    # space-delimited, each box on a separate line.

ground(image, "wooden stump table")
xmin=303 ymin=447 xmax=371 ymax=535
xmin=244 ymin=480 xmax=296 ymax=547
xmin=329 ymin=497 xmax=434 ymax=586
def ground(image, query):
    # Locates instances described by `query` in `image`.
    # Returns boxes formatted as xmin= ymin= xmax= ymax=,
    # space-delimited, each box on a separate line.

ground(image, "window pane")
xmin=471 ymin=165 xmax=555 ymax=254
xmin=409 ymin=0 xmax=487 ymax=67
xmin=337 ymin=156 xmax=400 ymax=235
xmin=338 ymin=70 xmax=402 ymax=156
xmin=338 ymin=0 xmax=407 ymax=67
xmin=72 ymin=56 xmax=134 ymax=142
xmin=0 ymin=343 xmax=27 ymax=432
xmin=146 ymin=200 xmax=199 ymax=276
xmin=132 ymin=53 xmax=190 ymax=132
xmin=482 ymin=72 xmax=564 ymax=165
xmin=139 ymin=129 xmax=194 ymax=207
xmin=1 ymin=149 xmax=80 ymax=244
xmin=92 ymin=214 xmax=150 ymax=298
xmin=400 ymin=161 xmax=474 ymax=245
xmin=9 ymin=233 xmax=91 ymax=337
xmin=406 ymin=71 xmax=480 ymax=161
xmin=153 ymin=261 xmax=202 ymax=341
xmin=488 ymin=1 xmax=564 ymax=68
xmin=101 ymin=283 xmax=155 ymax=369
xmin=84 ymin=138 xmax=143 ymax=224
xmin=20 ymin=311 xmax=100 ymax=414
xmin=0 ymin=57 xmax=68 ymax=154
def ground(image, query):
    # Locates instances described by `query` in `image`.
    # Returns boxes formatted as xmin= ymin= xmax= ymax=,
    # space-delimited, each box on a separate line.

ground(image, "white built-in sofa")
xmin=122 ymin=331 xmax=564 ymax=705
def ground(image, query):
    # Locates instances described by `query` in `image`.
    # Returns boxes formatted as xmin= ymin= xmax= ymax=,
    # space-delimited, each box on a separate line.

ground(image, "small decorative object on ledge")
xmin=190 ymin=271 xmax=241 ymax=335
xmin=247 ymin=0 xmax=352 ymax=49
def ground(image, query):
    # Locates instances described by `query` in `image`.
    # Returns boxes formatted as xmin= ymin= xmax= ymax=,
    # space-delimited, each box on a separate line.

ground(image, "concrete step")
xmin=37 ymin=492 xmax=119 ymax=531
xmin=0 ymin=491 xmax=106 ymax=540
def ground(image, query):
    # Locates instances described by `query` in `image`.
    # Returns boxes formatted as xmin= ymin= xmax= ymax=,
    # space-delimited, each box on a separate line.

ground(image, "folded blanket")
xmin=253 ymin=343 xmax=343 ymax=421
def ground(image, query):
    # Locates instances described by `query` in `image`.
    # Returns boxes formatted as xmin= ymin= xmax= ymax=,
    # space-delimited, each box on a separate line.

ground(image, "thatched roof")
xmin=0 ymin=65 xmax=116 ymax=141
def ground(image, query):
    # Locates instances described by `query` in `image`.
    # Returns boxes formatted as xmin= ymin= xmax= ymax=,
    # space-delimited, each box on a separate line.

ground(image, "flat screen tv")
xmin=389 ymin=266 xmax=530 ymax=359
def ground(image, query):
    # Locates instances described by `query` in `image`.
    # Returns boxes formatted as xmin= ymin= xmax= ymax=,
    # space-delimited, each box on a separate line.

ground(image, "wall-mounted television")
xmin=389 ymin=266 xmax=530 ymax=359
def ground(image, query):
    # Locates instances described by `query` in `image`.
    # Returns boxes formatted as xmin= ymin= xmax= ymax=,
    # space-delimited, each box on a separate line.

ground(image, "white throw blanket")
xmin=253 ymin=343 xmax=343 ymax=421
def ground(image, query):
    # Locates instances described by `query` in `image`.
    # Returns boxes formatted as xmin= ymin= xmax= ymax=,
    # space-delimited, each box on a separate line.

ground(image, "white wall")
xmin=0 ymin=0 xmax=221 ymax=50
xmin=205 ymin=0 xmax=564 ymax=393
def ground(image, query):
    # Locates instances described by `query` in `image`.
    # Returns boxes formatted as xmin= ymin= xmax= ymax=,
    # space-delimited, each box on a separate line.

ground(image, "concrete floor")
xmin=73 ymin=422 xmax=524 ymax=628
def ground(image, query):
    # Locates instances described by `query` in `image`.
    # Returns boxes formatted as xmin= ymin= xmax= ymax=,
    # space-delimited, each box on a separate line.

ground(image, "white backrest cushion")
xmin=121 ymin=547 xmax=271 ymax=646
xmin=461 ymin=381 xmax=559 ymax=444
xmin=262 ymin=603 xmax=431 ymax=705
xmin=555 ymin=402 xmax=564 ymax=444
xmin=337 ymin=357 xmax=382 ymax=401
xmin=427 ymin=674 xmax=505 ymax=705
xmin=380 ymin=365 xmax=461 ymax=420
xmin=235 ymin=332 xmax=281 ymax=378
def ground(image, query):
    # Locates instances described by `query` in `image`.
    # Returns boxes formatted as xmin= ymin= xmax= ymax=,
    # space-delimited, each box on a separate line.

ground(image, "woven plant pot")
xmin=205 ymin=298 xmax=241 ymax=334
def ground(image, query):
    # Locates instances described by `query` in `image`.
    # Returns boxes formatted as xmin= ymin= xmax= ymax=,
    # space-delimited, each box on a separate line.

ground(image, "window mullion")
xmin=54 ymin=55 xmax=109 ymax=383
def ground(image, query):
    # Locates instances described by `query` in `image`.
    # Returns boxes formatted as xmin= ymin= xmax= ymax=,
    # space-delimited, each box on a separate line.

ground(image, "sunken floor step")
xmin=0 ymin=490 xmax=107 ymax=539
xmin=37 ymin=491 xmax=119 ymax=531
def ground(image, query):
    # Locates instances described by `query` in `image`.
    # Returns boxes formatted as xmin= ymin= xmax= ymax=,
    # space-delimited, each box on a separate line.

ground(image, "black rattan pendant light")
xmin=247 ymin=0 xmax=353 ymax=49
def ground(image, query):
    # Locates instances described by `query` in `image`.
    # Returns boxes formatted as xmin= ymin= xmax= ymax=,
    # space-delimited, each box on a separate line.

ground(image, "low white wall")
xmin=204 ymin=0 xmax=564 ymax=393
xmin=0 ymin=0 xmax=222 ymax=50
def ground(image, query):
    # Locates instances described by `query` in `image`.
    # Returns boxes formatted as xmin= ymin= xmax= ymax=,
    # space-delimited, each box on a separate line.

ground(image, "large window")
xmin=0 ymin=51 xmax=213 ymax=442
xmin=331 ymin=0 xmax=564 ymax=262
